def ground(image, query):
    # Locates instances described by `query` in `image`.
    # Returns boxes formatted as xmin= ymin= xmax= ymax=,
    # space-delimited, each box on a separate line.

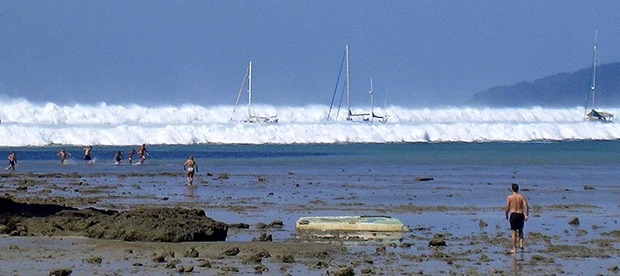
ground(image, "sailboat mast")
xmin=369 ymin=78 xmax=374 ymax=122
xmin=345 ymin=44 xmax=351 ymax=121
xmin=590 ymin=28 xmax=598 ymax=111
xmin=248 ymin=61 xmax=253 ymax=118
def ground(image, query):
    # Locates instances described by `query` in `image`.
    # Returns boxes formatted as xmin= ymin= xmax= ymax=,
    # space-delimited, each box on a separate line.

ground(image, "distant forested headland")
xmin=470 ymin=63 xmax=620 ymax=107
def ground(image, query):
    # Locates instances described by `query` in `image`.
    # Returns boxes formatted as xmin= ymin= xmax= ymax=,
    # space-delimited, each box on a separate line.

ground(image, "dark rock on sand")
xmin=84 ymin=257 xmax=102 ymax=264
xmin=0 ymin=197 xmax=228 ymax=242
xmin=165 ymin=260 xmax=179 ymax=269
xmin=228 ymin=223 xmax=250 ymax=229
xmin=270 ymin=220 xmax=284 ymax=228
xmin=253 ymin=233 xmax=273 ymax=242
xmin=198 ymin=259 xmax=212 ymax=268
xmin=315 ymin=260 xmax=330 ymax=269
xmin=530 ymin=254 xmax=555 ymax=265
xmin=257 ymin=250 xmax=271 ymax=258
xmin=479 ymin=254 xmax=490 ymax=262
xmin=49 ymin=268 xmax=72 ymax=276
xmin=221 ymin=266 xmax=239 ymax=272
xmin=222 ymin=247 xmax=241 ymax=256
xmin=82 ymin=207 xmax=226 ymax=242
xmin=152 ymin=256 xmax=166 ymax=263
xmin=177 ymin=265 xmax=194 ymax=273
xmin=184 ymin=247 xmax=200 ymax=258
xmin=243 ymin=253 xmax=264 ymax=264
xmin=254 ymin=265 xmax=269 ymax=273
xmin=576 ymin=229 xmax=588 ymax=237
xmin=279 ymin=254 xmax=295 ymax=263
xmin=429 ymin=234 xmax=447 ymax=247
xmin=569 ymin=217 xmax=580 ymax=226
xmin=152 ymin=252 xmax=168 ymax=263
xmin=255 ymin=221 xmax=282 ymax=229
xmin=334 ymin=266 xmax=355 ymax=276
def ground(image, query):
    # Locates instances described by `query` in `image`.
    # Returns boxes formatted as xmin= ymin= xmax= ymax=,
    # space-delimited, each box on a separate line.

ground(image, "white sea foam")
xmin=1 ymin=98 xmax=619 ymax=146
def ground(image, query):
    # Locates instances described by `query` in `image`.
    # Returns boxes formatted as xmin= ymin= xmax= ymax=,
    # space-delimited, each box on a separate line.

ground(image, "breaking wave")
xmin=1 ymin=98 xmax=619 ymax=146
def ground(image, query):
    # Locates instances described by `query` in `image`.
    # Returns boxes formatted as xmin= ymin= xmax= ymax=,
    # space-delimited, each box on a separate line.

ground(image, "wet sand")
xmin=1 ymin=170 xmax=620 ymax=275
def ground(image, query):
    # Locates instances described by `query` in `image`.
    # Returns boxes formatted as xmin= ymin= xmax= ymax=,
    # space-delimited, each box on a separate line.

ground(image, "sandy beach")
xmin=1 ymin=166 xmax=619 ymax=276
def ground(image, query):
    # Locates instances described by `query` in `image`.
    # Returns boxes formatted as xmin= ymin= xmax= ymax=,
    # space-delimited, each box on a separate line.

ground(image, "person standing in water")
xmin=83 ymin=146 xmax=93 ymax=165
xmin=505 ymin=183 xmax=529 ymax=253
xmin=6 ymin=151 xmax=17 ymax=171
xmin=127 ymin=149 xmax=136 ymax=165
xmin=183 ymin=156 xmax=198 ymax=185
xmin=57 ymin=149 xmax=71 ymax=165
xmin=113 ymin=151 xmax=123 ymax=165
xmin=137 ymin=144 xmax=148 ymax=164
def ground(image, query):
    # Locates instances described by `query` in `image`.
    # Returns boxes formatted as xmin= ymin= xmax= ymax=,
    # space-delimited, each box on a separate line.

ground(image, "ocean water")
xmin=3 ymin=140 xmax=620 ymax=172
xmin=3 ymin=142 xmax=619 ymax=214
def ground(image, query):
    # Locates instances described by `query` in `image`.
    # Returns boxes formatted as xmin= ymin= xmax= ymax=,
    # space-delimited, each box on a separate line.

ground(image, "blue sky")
xmin=1 ymin=1 xmax=620 ymax=107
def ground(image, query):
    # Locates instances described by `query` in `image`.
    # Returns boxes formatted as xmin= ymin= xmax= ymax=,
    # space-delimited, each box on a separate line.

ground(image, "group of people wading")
xmin=55 ymin=144 xmax=149 ymax=166
xmin=9 ymin=144 xmax=198 ymax=185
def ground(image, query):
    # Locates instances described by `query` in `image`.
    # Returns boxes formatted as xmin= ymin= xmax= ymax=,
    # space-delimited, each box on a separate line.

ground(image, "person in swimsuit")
xmin=7 ymin=151 xmax=17 ymax=171
xmin=113 ymin=151 xmax=123 ymax=165
xmin=137 ymin=144 xmax=148 ymax=164
xmin=57 ymin=149 xmax=71 ymax=165
xmin=183 ymin=156 xmax=198 ymax=185
xmin=83 ymin=146 xmax=93 ymax=165
xmin=505 ymin=183 xmax=529 ymax=253
xmin=127 ymin=149 xmax=136 ymax=164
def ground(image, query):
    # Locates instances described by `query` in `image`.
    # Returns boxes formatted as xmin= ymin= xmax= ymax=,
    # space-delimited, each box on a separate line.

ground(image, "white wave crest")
xmin=1 ymin=98 xmax=619 ymax=146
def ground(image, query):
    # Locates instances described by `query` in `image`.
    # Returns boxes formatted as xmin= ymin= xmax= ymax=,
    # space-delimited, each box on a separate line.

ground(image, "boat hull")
xmin=295 ymin=215 xmax=409 ymax=232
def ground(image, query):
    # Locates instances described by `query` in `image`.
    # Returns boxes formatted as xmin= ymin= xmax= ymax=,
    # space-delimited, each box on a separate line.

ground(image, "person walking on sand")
xmin=137 ymin=144 xmax=148 ymax=164
xmin=83 ymin=146 xmax=93 ymax=165
xmin=183 ymin=156 xmax=198 ymax=185
xmin=505 ymin=183 xmax=529 ymax=253
xmin=6 ymin=151 xmax=17 ymax=171
xmin=57 ymin=149 xmax=71 ymax=165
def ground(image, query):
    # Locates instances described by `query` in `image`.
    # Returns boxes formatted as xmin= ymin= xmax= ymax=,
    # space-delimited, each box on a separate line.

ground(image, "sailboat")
xmin=327 ymin=44 xmax=386 ymax=122
xmin=367 ymin=78 xmax=388 ymax=123
xmin=231 ymin=61 xmax=278 ymax=123
xmin=584 ymin=28 xmax=613 ymax=122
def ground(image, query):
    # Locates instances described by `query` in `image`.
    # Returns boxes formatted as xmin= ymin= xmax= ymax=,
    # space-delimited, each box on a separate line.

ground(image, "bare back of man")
xmin=505 ymin=183 xmax=529 ymax=253
xmin=506 ymin=193 xmax=527 ymax=214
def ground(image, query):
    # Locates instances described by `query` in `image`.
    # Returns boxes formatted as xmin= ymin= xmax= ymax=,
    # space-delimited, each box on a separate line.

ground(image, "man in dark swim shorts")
xmin=505 ymin=183 xmax=529 ymax=253
xmin=84 ymin=146 xmax=93 ymax=165
xmin=510 ymin=213 xmax=525 ymax=231
xmin=7 ymin=151 xmax=17 ymax=171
